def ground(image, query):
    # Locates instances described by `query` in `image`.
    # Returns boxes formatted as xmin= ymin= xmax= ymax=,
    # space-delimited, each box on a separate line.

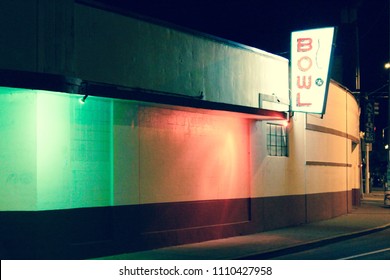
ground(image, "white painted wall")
xmin=73 ymin=3 xmax=289 ymax=110
xmin=250 ymin=114 xmax=306 ymax=197
xmin=0 ymin=1 xmax=360 ymax=211
xmin=251 ymin=81 xmax=360 ymax=198
xmin=0 ymin=0 xmax=289 ymax=111
xmin=0 ymin=80 xmax=360 ymax=211
xmin=305 ymin=82 xmax=360 ymax=195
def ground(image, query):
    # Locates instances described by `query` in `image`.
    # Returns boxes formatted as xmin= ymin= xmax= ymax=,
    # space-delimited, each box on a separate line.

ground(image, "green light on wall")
xmin=0 ymin=87 xmax=114 ymax=211
xmin=0 ymin=87 xmax=38 ymax=211
xmin=36 ymin=90 xmax=113 ymax=210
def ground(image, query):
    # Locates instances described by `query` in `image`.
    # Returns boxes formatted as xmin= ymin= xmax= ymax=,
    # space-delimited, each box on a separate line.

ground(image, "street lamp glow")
xmin=385 ymin=62 xmax=390 ymax=69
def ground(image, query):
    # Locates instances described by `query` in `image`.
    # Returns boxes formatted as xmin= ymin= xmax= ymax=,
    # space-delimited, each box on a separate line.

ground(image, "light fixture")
xmin=385 ymin=62 xmax=390 ymax=69
xmin=79 ymin=94 xmax=88 ymax=104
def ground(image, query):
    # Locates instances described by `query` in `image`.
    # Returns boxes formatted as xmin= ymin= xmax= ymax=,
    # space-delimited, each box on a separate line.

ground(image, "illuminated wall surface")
xmin=0 ymin=87 xmax=250 ymax=211
xmin=250 ymin=81 xmax=361 ymax=199
xmin=0 ymin=88 xmax=37 ymax=210
xmin=0 ymin=84 xmax=360 ymax=212
xmin=305 ymin=82 xmax=361 ymax=195
xmin=73 ymin=3 xmax=289 ymax=111
xmin=0 ymin=87 xmax=109 ymax=210
xmin=0 ymin=1 xmax=289 ymax=111
xmin=0 ymin=84 xmax=361 ymax=259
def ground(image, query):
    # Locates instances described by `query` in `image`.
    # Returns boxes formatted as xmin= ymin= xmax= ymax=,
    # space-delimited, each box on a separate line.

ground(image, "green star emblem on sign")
xmin=315 ymin=78 xmax=324 ymax=86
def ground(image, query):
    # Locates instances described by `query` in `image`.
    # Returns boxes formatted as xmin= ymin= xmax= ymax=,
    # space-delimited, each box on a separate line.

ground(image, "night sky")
xmin=93 ymin=0 xmax=389 ymax=125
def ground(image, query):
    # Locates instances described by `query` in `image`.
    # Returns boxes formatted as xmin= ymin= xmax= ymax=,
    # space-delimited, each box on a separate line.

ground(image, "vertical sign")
xmin=291 ymin=27 xmax=336 ymax=114
xmin=364 ymin=101 xmax=375 ymax=143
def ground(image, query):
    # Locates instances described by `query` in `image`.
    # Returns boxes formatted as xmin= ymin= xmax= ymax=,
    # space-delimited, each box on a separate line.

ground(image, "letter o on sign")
xmin=297 ymin=56 xmax=312 ymax=72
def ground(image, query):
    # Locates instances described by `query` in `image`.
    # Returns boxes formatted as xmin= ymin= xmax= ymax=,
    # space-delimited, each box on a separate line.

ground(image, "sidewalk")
xmin=96 ymin=191 xmax=390 ymax=260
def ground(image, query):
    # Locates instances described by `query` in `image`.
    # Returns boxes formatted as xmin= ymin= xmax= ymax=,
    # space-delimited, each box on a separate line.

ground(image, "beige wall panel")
xmin=306 ymin=166 xmax=348 ymax=194
xmin=307 ymin=83 xmax=347 ymax=132
xmin=305 ymin=82 xmax=360 ymax=195
xmin=306 ymin=131 xmax=348 ymax=163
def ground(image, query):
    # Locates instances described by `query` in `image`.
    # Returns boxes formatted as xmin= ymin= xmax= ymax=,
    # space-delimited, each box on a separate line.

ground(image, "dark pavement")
xmin=95 ymin=191 xmax=390 ymax=260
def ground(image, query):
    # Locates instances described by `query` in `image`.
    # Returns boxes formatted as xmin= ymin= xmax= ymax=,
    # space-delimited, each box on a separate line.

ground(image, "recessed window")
xmin=267 ymin=123 xmax=288 ymax=156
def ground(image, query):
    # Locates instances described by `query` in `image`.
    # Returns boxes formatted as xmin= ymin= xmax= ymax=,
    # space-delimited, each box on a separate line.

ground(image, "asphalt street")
xmin=271 ymin=227 xmax=390 ymax=260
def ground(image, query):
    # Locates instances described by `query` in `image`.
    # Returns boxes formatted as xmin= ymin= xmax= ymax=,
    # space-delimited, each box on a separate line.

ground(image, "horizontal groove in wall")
xmin=306 ymin=161 xmax=352 ymax=167
xmin=306 ymin=123 xmax=359 ymax=143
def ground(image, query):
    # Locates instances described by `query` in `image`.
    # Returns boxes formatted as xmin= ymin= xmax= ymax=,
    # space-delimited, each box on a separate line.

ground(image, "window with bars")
xmin=267 ymin=123 xmax=288 ymax=156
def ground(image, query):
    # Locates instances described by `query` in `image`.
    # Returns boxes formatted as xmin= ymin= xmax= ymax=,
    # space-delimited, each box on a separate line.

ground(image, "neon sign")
xmin=291 ymin=27 xmax=336 ymax=114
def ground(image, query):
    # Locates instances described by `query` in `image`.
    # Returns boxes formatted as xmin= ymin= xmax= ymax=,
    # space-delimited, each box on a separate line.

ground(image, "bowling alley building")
xmin=0 ymin=0 xmax=360 ymax=259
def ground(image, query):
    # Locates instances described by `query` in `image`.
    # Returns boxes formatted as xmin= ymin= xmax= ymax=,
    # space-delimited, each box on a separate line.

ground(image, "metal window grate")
xmin=267 ymin=123 xmax=288 ymax=156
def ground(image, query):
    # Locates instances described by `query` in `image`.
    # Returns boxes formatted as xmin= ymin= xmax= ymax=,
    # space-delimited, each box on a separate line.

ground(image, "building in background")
xmin=0 ymin=0 xmax=360 ymax=259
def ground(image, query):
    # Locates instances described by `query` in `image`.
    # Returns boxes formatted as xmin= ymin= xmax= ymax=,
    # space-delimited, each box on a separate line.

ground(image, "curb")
xmin=235 ymin=222 xmax=390 ymax=260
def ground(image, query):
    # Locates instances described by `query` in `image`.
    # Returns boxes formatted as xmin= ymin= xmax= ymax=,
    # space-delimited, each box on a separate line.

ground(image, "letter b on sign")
xmin=297 ymin=38 xmax=312 ymax=52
